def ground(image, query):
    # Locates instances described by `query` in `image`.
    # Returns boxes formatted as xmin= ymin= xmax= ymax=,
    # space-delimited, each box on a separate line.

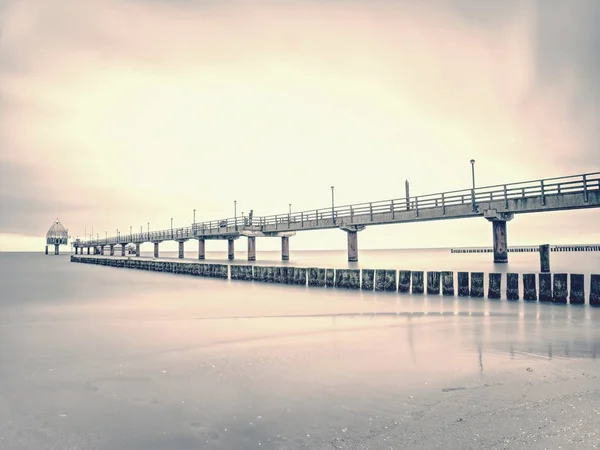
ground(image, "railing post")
xmin=391 ymin=200 xmax=395 ymax=219
xmin=415 ymin=197 xmax=419 ymax=217
xmin=301 ymin=212 xmax=304 ymax=227
xmin=441 ymin=193 xmax=445 ymax=215
xmin=541 ymin=180 xmax=545 ymax=205
xmin=583 ymin=174 xmax=588 ymax=202
xmin=369 ymin=203 xmax=373 ymax=221
xmin=504 ymin=184 xmax=508 ymax=208
xmin=316 ymin=210 xmax=319 ymax=226
xmin=350 ymin=205 xmax=354 ymax=221
xmin=471 ymin=188 xmax=476 ymax=212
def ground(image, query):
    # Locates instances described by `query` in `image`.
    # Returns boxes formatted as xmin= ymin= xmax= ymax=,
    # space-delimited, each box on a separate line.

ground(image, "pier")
xmin=74 ymin=171 xmax=600 ymax=263
xmin=451 ymin=244 xmax=600 ymax=254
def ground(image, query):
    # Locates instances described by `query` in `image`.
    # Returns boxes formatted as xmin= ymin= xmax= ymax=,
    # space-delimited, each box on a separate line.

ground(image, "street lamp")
xmin=147 ymin=222 xmax=150 ymax=240
xmin=470 ymin=159 xmax=476 ymax=212
xmin=234 ymin=200 xmax=237 ymax=230
xmin=193 ymin=209 xmax=196 ymax=224
xmin=129 ymin=225 xmax=132 ymax=239
xmin=171 ymin=218 xmax=173 ymax=238
xmin=105 ymin=231 xmax=107 ymax=242
xmin=289 ymin=203 xmax=291 ymax=215
xmin=331 ymin=186 xmax=335 ymax=224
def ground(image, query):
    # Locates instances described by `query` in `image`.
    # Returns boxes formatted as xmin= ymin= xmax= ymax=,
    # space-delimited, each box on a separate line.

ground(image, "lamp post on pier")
xmin=129 ymin=225 xmax=132 ymax=240
xmin=470 ymin=159 xmax=476 ymax=212
xmin=147 ymin=222 xmax=150 ymax=240
xmin=330 ymin=186 xmax=336 ymax=224
xmin=171 ymin=218 xmax=173 ymax=238
xmin=234 ymin=201 xmax=237 ymax=230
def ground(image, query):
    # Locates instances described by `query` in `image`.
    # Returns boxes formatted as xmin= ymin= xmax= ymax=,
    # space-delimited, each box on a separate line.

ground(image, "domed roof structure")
xmin=46 ymin=219 xmax=68 ymax=245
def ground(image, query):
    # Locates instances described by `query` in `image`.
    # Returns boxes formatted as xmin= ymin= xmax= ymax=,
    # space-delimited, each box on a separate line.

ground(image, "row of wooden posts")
xmin=71 ymin=256 xmax=600 ymax=305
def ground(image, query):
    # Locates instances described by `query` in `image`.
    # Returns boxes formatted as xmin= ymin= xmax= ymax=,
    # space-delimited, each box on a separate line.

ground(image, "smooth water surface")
xmin=1 ymin=252 xmax=600 ymax=449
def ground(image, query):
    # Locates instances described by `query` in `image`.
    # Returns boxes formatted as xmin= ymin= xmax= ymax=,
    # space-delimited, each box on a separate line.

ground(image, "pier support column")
xmin=100 ymin=245 xmax=105 ymax=255
xmin=45 ymin=245 xmax=48 ymax=255
xmin=87 ymin=247 xmax=90 ymax=255
xmin=121 ymin=244 xmax=126 ymax=256
xmin=228 ymin=239 xmax=235 ymax=260
xmin=248 ymin=236 xmax=256 ymax=261
xmin=110 ymin=245 xmax=114 ymax=256
xmin=281 ymin=236 xmax=289 ymax=261
xmin=154 ymin=242 xmax=159 ymax=258
xmin=178 ymin=241 xmax=184 ymax=259
xmin=135 ymin=243 xmax=140 ymax=257
xmin=198 ymin=239 xmax=205 ymax=260
xmin=54 ymin=244 xmax=59 ymax=255
xmin=484 ymin=211 xmax=514 ymax=263
xmin=340 ymin=225 xmax=366 ymax=262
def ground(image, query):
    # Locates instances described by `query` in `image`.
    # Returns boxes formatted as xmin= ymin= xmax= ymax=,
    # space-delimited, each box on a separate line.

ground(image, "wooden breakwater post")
xmin=552 ymin=273 xmax=568 ymax=303
xmin=411 ymin=271 xmax=424 ymax=294
xmin=569 ymin=274 xmax=585 ymax=304
xmin=361 ymin=269 xmax=374 ymax=290
xmin=590 ymin=275 xmax=600 ymax=306
xmin=488 ymin=273 xmax=501 ymax=299
xmin=539 ymin=244 xmax=550 ymax=273
xmin=426 ymin=271 xmax=441 ymax=295
xmin=457 ymin=272 xmax=469 ymax=296
xmin=442 ymin=271 xmax=454 ymax=296
xmin=469 ymin=272 xmax=484 ymax=297
xmin=325 ymin=269 xmax=335 ymax=287
xmin=506 ymin=273 xmax=519 ymax=300
xmin=335 ymin=269 xmax=360 ymax=289
xmin=398 ymin=270 xmax=411 ymax=293
xmin=538 ymin=273 xmax=552 ymax=302
xmin=523 ymin=274 xmax=537 ymax=301
xmin=308 ymin=268 xmax=326 ymax=287
xmin=375 ymin=270 xmax=397 ymax=292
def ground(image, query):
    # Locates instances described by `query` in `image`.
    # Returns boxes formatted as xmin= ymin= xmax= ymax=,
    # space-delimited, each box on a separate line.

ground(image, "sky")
xmin=0 ymin=0 xmax=598 ymax=252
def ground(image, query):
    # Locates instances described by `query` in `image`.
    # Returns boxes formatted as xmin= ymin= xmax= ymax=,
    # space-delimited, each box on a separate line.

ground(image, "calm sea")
xmin=1 ymin=250 xmax=600 ymax=449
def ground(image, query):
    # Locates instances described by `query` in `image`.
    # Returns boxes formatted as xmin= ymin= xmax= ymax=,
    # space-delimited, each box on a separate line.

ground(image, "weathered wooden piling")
xmin=552 ymin=273 xmax=567 ymax=303
xmin=398 ymin=270 xmax=411 ymax=293
xmin=361 ymin=269 xmax=374 ymax=290
xmin=523 ymin=273 xmax=537 ymax=301
xmin=441 ymin=271 xmax=454 ymax=296
xmin=569 ymin=274 xmax=585 ymax=304
xmin=325 ymin=269 xmax=335 ymax=287
xmin=308 ymin=268 xmax=326 ymax=287
xmin=590 ymin=274 xmax=600 ymax=306
xmin=457 ymin=272 xmax=469 ymax=296
xmin=294 ymin=267 xmax=307 ymax=286
xmin=375 ymin=270 xmax=397 ymax=292
xmin=335 ymin=269 xmax=360 ymax=289
xmin=426 ymin=271 xmax=441 ymax=295
xmin=487 ymin=273 xmax=501 ymax=299
xmin=411 ymin=271 xmax=424 ymax=294
xmin=539 ymin=244 xmax=550 ymax=273
xmin=469 ymin=272 xmax=484 ymax=297
xmin=538 ymin=273 xmax=552 ymax=302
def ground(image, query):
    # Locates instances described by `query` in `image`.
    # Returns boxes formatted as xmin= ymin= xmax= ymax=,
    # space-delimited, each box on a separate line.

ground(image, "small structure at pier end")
xmin=45 ymin=219 xmax=68 ymax=255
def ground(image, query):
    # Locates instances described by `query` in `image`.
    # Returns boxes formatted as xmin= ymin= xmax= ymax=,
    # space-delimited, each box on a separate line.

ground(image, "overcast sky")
xmin=0 ymin=0 xmax=598 ymax=252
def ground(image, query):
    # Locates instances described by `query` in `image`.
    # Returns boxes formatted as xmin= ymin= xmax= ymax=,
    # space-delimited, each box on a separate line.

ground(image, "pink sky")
xmin=0 ymin=0 xmax=598 ymax=251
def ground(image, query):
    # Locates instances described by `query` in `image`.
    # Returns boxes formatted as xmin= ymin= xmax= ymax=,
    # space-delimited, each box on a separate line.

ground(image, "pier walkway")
xmin=74 ymin=171 xmax=600 ymax=263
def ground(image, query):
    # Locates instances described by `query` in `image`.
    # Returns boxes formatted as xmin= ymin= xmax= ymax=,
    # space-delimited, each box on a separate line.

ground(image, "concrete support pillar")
xmin=135 ymin=243 xmax=140 ymax=257
xmin=154 ymin=242 xmax=159 ymax=258
xmin=110 ymin=245 xmax=114 ymax=256
xmin=492 ymin=220 xmax=508 ymax=263
xmin=281 ymin=236 xmax=289 ymax=261
xmin=54 ymin=244 xmax=59 ymax=255
xmin=347 ymin=231 xmax=358 ymax=262
xmin=539 ymin=244 xmax=550 ymax=273
xmin=248 ymin=236 xmax=256 ymax=261
xmin=100 ymin=245 xmax=105 ymax=255
xmin=121 ymin=244 xmax=126 ymax=256
xmin=198 ymin=239 xmax=205 ymax=260
xmin=178 ymin=241 xmax=184 ymax=259
xmin=45 ymin=245 xmax=48 ymax=255
xmin=228 ymin=239 xmax=235 ymax=260
xmin=87 ymin=247 xmax=90 ymax=255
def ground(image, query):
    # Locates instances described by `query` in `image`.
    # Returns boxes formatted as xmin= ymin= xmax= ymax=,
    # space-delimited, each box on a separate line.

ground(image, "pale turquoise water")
xmin=1 ymin=251 xmax=600 ymax=449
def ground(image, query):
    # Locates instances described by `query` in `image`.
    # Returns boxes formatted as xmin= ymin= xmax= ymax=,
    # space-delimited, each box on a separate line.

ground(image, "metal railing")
xmin=77 ymin=171 xmax=600 ymax=247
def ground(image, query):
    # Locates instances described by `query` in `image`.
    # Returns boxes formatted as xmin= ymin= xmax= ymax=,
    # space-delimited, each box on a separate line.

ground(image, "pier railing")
xmin=79 ymin=171 xmax=600 ymax=247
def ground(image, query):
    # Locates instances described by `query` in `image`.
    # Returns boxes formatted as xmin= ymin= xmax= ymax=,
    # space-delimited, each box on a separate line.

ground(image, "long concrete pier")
xmin=71 ymin=255 xmax=600 ymax=306
xmin=74 ymin=171 xmax=600 ymax=263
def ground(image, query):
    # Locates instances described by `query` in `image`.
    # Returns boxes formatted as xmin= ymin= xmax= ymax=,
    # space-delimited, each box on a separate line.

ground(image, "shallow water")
xmin=1 ymin=252 xmax=600 ymax=449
